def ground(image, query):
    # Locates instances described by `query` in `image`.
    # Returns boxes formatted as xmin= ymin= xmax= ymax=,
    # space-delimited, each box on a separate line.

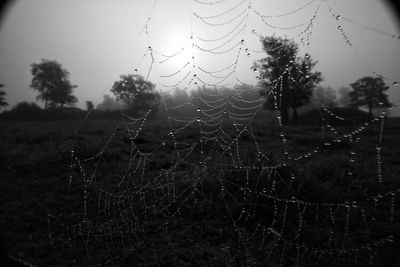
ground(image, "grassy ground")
xmin=0 ymin=116 xmax=399 ymax=266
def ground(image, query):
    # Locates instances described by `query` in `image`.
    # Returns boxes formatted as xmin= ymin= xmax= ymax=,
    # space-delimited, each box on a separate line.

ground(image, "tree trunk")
xmin=280 ymin=74 xmax=289 ymax=125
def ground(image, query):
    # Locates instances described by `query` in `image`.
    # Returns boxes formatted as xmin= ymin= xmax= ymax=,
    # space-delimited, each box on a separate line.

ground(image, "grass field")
xmin=1 ymin=114 xmax=400 ymax=266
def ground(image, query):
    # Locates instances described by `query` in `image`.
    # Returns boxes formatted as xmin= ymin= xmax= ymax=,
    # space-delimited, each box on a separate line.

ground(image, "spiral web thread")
xmin=46 ymin=0 xmax=400 ymax=265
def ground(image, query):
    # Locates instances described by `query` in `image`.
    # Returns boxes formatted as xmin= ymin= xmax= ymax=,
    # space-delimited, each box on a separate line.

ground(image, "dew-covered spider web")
xmin=44 ymin=0 xmax=400 ymax=266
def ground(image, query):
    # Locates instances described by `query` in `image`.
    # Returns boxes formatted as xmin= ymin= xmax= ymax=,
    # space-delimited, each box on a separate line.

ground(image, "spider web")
xmin=44 ymin=0 xmax=400 ymax=266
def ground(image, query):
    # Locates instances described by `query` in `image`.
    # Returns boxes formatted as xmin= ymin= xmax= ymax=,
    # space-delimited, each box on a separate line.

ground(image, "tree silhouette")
xmin=86 ymin=101 xmax=94 ymax=111
xmin=257 ymin=36 xmax=322 ymax=125
xmin=30 ymin=59 xmax=77 ymax=109
xmin=349 ymin=76 xmax=392 ymax=115
xmin=110 ymin=74 xmax=160 ymax=113
xmin=0 ymin=83 xmax=8 ymax=111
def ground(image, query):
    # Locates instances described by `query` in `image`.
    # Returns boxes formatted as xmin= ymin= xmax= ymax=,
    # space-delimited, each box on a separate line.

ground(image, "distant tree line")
xmin=0 ymin=39 xmax=394 ymax=122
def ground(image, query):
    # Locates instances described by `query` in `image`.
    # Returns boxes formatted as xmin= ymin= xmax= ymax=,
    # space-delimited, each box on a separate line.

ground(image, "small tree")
xmin=257 ymin=36 xmax=322 ymax=124
xmin=86 ymin=101 xmax=94 ymax=111
xmin=30 ymin=59 xmax=77 ymax=109
xmin=110 ymin=74 xmax=160 ymax=113
xmin=349 ymin=76 xmax=392 ymax=114
xmin=0 ymin=83 xmax=8 ymax=111
xmin=312 ymin=86 xmax=337 ymax=107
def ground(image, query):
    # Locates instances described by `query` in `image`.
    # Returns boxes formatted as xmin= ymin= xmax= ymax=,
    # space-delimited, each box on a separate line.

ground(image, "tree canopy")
xmin=0 ymin=83 xmax=8 ymax=111
xmin=349 ymin=76 xmax=392 ymax=114
xmin=257 ymin=36 xmax=322 ymax=124
xmin=110 ymin=74 xmax=160 ymax=113
xmin=30 ymin=59 xmax=77 ymax=109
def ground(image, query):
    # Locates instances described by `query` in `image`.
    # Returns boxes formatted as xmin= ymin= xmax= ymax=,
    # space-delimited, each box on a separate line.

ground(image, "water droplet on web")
xmin=251 ymin=29 xmax=255 ymax=34
xmin=197 ymin=117 xmax=201 ymax=122
xmin=245 ymin=48 xmax=249 ymax=52
xmin=247 ymin=53 xmax=251 ymax=57
xmin=162 ymin=141 xmax=166 ymax=146
xmin=148 ymin=46 xmax=152 ymax=50
xmin=337 ymin=25 xmax=342 ymax=30
xmin=241 ymin=39 xmax=245 ymax=44
xmin=253 ymin=68 xmax=258 ymax=73
xmin=393 ymin=81 xmax=398 ymax=86
xmin=336 ymin=15 xmax=341 ymax=20
xmin=197 ymin=107 xmax=200 ymax=112
xmin=262 ymin=188 xmax=266 ymax=193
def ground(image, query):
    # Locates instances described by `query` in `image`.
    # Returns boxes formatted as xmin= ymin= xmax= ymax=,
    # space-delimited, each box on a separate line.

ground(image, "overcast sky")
xmin=0 ymin=0 xmax=399 ymax=114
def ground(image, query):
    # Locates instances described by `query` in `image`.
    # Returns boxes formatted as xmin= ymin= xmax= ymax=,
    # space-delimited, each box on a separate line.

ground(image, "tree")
xmin=312 ymin=86 xmax=337 ymax=107
xmin=110 ymin=74 xmax=160 ymax=113
xmin=86 ymin=100 xmax=94 ymax=111
xmin=0 ymin=83 xmax=8 ymax=111
xmin=337 ymin=86 xmax=351 ymax=107
xmin=349 ymin=76 xmax=392 ymax=115
xmin=30 ymin=59 xmax=77 ymax=109
xmin=256 ymin=36 xmax=322 ymax=124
